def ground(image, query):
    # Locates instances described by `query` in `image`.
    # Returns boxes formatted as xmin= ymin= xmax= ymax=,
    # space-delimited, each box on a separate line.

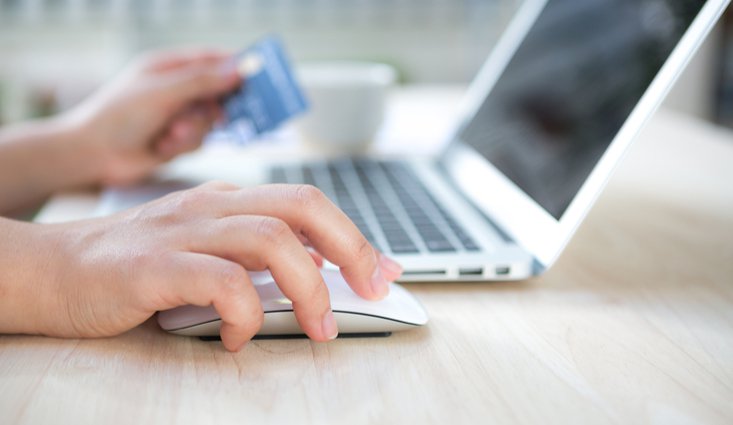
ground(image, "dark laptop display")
xmin=457 ymin=0 xmax=705 ymax=218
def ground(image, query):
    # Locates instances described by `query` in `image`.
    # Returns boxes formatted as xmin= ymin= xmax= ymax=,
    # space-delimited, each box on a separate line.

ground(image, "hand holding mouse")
xmin=0 ymin=183 xmax=403 ymax=352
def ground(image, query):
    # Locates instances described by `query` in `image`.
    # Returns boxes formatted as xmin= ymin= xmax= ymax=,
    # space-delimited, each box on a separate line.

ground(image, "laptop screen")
xmin=457 ymin=0 xmax=705 ymax=219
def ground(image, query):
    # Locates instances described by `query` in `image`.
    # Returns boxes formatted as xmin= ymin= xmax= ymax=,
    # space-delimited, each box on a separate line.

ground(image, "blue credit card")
xmin=213 ymin=36 xmax=308 ymax=144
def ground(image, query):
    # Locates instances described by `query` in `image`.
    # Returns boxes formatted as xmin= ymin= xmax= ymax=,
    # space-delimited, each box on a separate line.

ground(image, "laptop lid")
xmin=440 ymin=0 xmax=729 ymax=270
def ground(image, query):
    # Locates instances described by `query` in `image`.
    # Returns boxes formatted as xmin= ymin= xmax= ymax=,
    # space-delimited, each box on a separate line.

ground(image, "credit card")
xmin=213 ymin=36 xmax=308 ymax=144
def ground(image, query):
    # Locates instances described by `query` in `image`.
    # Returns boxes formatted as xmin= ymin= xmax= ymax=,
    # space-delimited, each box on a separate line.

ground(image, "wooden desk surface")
xmin=1 ymin=91 xmax=732 ymax=424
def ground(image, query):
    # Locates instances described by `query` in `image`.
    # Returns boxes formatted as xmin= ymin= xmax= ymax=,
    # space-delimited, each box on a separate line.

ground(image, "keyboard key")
xmin=273 ymin=160 xmax=482 ymax=255
xmin=301 ymin=166 xmax=317 ymax=186
xmin=388 ymin=243 xmax=420 ymax=254
xmin=270 ymin=167 xmax=287 ymax=183
xmin=426 ymin=239 xmax=456 ymax=252
xmin=381 ymin=162 xmax=481 ymax=252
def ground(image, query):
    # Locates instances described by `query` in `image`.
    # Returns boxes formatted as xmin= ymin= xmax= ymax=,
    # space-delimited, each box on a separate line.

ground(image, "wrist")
xmin=20 ymin=113 xmax=105 ymax=189
xmin=0 ymin=218 xmax=63 ymax=335
xmin=61 ymin=101 xmax=159 ymax=187
xmin=52 ymin=111 xmax=108 ymax=186
xmin=0 ymin=115 xmax=104 ymax=214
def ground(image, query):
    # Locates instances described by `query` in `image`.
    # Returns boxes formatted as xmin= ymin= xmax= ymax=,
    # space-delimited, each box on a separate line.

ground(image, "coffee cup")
xmin=295 ymin=61 xmax=397 ymax=154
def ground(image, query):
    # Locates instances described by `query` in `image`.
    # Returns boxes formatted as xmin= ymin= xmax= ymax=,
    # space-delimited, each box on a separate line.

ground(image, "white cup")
xmin=295 ymin=61 xmax=397 ymax=154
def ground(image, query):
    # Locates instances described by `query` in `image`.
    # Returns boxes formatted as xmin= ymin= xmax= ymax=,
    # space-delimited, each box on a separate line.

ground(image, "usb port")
xmin=495 ymin=266 xmax=511 ymax=276
xmin=459 ymin=267 xmax=484 ymax=276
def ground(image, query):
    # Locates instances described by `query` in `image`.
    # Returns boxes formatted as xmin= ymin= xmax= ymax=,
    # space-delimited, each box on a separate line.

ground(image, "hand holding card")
xmin=211 ymin=36 xmax=309 ymax=145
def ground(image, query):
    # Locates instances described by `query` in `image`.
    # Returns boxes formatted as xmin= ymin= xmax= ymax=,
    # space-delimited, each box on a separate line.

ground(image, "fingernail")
xmin=379 ymin=253 xmax=403 ymax=278
xmin=370 ymin=265 xmax=390 ymax=298
xmin=321 ymin=310 xmax=338 ymax=340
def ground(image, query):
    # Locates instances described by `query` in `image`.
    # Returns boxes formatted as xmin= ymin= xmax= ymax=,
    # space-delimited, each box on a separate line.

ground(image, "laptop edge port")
xmin=459 ymin=267 xmax=484 ymax=277
xmin=495 ymin=266 xmax=511 ymax=276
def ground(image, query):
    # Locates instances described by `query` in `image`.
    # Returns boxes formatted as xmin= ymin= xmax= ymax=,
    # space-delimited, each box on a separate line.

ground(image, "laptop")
xmin=96 ymin=0 xmax=729 ymax=282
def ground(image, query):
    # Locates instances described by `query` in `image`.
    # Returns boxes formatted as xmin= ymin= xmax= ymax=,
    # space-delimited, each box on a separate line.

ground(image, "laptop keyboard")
xmin=269 ymin=160 xmax=481 ymax=255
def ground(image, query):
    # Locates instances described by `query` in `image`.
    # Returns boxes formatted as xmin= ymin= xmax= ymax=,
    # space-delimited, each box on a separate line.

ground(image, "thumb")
xmin=158 ymin=61 xmax=241 ymax=107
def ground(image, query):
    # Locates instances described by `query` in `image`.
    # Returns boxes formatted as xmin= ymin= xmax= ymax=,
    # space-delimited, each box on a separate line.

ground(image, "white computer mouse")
xmin=157 ymin=269 xmax=429 ymax=338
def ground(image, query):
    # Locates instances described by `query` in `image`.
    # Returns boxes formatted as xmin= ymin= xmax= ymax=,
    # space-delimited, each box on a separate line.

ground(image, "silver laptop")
xmin=97 ymin=0 xmax=729 ymax=282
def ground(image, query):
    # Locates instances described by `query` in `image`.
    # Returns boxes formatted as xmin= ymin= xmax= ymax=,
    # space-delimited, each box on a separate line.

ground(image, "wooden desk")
xmin=1 ymin=88 xmax=732 ymax=424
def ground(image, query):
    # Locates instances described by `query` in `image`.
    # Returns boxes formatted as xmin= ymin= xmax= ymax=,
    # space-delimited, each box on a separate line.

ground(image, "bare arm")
xmin=0 ymin=49 xmax=240 ymax=215
xmin=0 ymin=49 xmax=404 ymax=351
xmin=0 ymin=184 xmax=403 ymax=351
xmin=0 ymin=117 xmax=99 ymax=213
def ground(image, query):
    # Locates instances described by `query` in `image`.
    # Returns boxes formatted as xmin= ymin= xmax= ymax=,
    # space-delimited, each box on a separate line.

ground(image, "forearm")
xmin=0 ymin=116 xmax=101 ymax=214
xmin=0 ymin=218 xmax=61 ymax=335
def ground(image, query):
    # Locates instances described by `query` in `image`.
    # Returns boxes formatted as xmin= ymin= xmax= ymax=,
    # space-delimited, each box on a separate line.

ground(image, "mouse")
xmin=157 ymin=269 xmax=429 ymax=338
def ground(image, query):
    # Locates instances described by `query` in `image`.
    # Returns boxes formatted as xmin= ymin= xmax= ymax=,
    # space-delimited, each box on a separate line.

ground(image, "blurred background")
xmin=0 ymin=0 xmax=731 ymax=128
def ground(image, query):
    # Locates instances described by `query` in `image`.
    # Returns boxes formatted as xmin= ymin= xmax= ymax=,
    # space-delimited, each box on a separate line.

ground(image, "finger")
xmin=153 ymin=252 xmax=263 ymax=352
xmin=155 ymin=109 xmax=214 ymax=159
xmin=155 ymin=123 xmax=194 ymax=160
xmin=99 ymin=152 xmax=163 ymax=186
xmin=197 ymin=101 xmax=223 ymax=134
xmin=152 ymin=182 xmax=241 ymax=218
xmin=157 ymin=61 xmax=241 ymax=110
xmin=204 ymin=185 xmax=391 ymax=300
xmin=297 ymin=234 xmax=312 ymax=246
xmin=187 ymin=215 xmax=338 ymax=341
xmin=377 ymin=251 xmax=403 ymax=281
xmin=190 ymin=181 xmax=241 ymax=192
xmin=299 ymin=235 xmax=324 ymax=267
xmin=308 ymin=248 xmax=324 ymax=268
xmin=155 ymin=100 xmax=221 ymax=155
xmin=201 ymin=99 xmax=223 ymax=120
xmin=208 ymin=102 xmax=226 ymax=125
xmin=138 ymin=48 xmax=232 ymax=72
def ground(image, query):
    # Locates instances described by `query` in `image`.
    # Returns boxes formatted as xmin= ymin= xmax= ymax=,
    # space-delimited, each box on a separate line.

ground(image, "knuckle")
xmin=291 ymin=185 xmax=328 ymax=211
xmin=351 ymin=236 xmax=374 ymax=262
xmin=138 ymin=201 xmax=180 ymax=226
xmin=302 ymin=280 xmax=328 ymax=305
xmin=217 ymin=263 xmax=247 ymax=293
xmin=231 ymin=308 xmax=264 ymax=337
xmin=175 ymin=189 xmax=209 ymax=211
xmin=245 ymin=308 xmax=265 ymax=333
xmin=253 ymin=216 xmax=292 ymax=247
xmin=214 ymin=273 xmax=264 ymax=335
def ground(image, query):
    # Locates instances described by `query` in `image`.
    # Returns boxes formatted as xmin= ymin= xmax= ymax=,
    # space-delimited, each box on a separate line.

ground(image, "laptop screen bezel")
xmin=439 ymin=0 xmax=729 ymax=270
